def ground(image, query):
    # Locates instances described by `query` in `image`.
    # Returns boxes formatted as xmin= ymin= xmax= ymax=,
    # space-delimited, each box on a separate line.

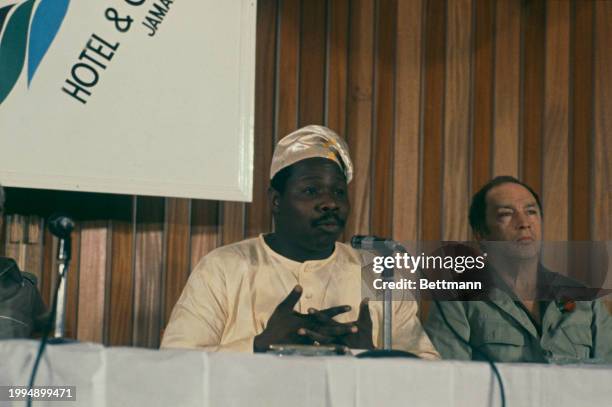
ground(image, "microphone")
xmin=46 ymin=213 xmax=74 ymax=339
xmin=351 ymin=235 xmax=407 ymax=253
xmin=351 ymin=235 xmax=405 ymax=351
xmin=48 ymin=213 xmax=75 ymax=239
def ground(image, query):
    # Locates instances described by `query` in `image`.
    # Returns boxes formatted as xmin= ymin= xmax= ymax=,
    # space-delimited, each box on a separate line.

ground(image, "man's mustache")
xmin=312 ymin=214 xmax=346 ymax=227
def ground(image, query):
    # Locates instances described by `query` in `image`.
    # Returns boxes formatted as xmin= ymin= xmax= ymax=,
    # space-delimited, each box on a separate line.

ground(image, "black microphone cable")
xmin=433 ymin=300 xmax=506 ymax=407
xmin=26 ymin=258 xmax=69 ymax=407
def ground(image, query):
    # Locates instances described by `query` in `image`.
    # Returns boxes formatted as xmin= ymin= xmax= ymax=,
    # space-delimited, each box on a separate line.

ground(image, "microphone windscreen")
xmin=351 ymin=235 xmax=368 ymax=248
xmin=48 ymin=213 xmax=75 ymax=238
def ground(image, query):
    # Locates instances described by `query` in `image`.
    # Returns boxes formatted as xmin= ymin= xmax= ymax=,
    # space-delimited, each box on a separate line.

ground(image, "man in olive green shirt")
xmin=425 ymin=176 xmax=612 ymax=363
xmin=0 ymin=184 xmax=47 ymax=339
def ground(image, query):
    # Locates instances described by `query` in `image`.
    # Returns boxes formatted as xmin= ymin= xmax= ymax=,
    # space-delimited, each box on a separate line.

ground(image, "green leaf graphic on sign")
xmin=0 ymin=5 xmax=16 ymax=37
xmin=0 ymin=0 xmax=36 ymax=105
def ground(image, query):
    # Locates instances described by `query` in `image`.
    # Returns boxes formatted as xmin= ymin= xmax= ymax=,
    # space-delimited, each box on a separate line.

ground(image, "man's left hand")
xmin=306 ymin=299 xmax=374 ymax=350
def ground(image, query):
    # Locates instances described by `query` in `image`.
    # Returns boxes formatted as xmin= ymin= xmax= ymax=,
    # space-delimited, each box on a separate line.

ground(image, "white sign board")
xmin=0 ymin=0 xmax=256 ymax=201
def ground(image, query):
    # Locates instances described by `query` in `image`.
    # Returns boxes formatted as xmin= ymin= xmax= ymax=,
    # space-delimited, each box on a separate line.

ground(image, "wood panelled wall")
xmin=1 ymin=0 xmax=610 ymax=348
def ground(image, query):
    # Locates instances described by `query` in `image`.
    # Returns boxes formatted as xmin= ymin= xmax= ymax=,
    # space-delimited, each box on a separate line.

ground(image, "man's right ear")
xmin=268 ymin=187 xmax=281 ymax=214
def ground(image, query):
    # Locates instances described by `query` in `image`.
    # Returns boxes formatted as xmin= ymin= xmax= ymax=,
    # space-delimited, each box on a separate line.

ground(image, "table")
xmin=1 ymin=340 xmax=611 ymax=407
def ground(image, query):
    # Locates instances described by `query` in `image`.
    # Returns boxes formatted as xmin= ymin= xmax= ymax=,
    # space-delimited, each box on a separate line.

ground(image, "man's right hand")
xmin=253 ymin=285 xmax=314 ymax=352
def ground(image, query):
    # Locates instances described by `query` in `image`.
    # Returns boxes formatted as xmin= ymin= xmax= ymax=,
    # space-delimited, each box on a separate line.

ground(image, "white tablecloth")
xmin=1 ymin=340 xmax=611 ymax=407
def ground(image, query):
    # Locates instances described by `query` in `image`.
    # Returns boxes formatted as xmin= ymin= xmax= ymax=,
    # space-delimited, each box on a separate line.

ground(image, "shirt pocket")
xmin=561 ymin=324 xmax=592 ymax=359
xmin=471 ymin=322 xmax=525 ymax=362
xmin=0 ymin=315 xmax=31 ymax=339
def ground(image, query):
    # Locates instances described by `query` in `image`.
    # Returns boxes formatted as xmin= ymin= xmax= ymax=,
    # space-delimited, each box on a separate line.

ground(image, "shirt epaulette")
xmin=21 ymin=272 xmax=38 ymax=287
xmin=0 ymin=257 xmax=23 ymax=284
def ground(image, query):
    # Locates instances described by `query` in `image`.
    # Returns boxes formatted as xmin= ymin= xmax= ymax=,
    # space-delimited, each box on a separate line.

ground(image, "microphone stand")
xmin=375 ymin=241 xmax=409 ymax=351
xmin=53 ymin=236 xmax=71 ymax=339
xmin=356 ymin=239 xmax=417 ymax=358
xmin=351 ymin=235 xmax=411 ymax=352
xmin=382 ymin=263 xmax=393 ymax=350
xmin=380 ymin=243 xmax=409 ymax=350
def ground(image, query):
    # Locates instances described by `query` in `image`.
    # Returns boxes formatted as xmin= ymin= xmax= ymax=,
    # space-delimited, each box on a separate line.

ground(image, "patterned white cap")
xmin=270 ymin=125 xmax=353 ymax=183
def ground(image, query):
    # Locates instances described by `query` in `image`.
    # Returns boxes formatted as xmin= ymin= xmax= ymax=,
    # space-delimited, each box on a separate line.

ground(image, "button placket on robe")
xmin=298 ymin=264 xmax=320 ymax=313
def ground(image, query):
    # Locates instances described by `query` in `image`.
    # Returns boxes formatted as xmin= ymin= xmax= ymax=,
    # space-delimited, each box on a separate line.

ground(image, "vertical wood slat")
xmin=326 ymin=0 xmax=349 ymax=247
xmin=246 ymin=0 xmax=278 ymax=239
xmin=77 ymin=222 xmax=109 ymax=342
xmin=591 ymin=1 xmax=612 ymax=313
xmin=133 ymin=197 xmax=164 ymax=348
xmin=64 ymin=226 xmax=81 ymax=339
xmin=492 ymin=0 xmax=520 ymax=178
xmin=471 ymin=0 xmax=495 ymax=194
xmin=14 ymin=217 xmax=44 ymax=310
xmin=299 ymin=0 xmax=327 ymax=126
xmin=345 ymin=0 xmax=375 ymax=237
xmin=221 ymin=202 xmax=245 ymax=245
xmin=392 ymin=0 xmax=423 ymax=243
xmin=542 ymin=0 xmax=570 ymax=241
xmin=4 ymin=215 xmax=23 ymax=266
xmin=522 ymin=0 xmax=546 ymax=194
xmin=571 ymin=0 xmax=594 ymax=241
xmin=276 ymin=0 xmax=301 ymax=139
xmin=442 ymin=0 xmax=472 ymax=241
xmin=40 ymin=228 xmax=56 ymax=309
xmin=190 ymin=200 xmax=220 ymax=269
xmin=593 ymin=0 xmax=611 ymax=242
xmin=107 ymin=200 xmax=134 ymax=346
xmin=0 ymin=215 xmax=5 ymax=257
xmin=326 ymin=0 xmax=349 ymax=137
xmin=371 ymin=0 xmax=397 ymax=238
xmin=163 ymin=199 xmax=191 ymax=326
xmin=419 ymin=0 xmax=447 ymax=319
xmin=23 ymin=216 xmax=44 ymax=285
xmin=421 ymin=0 xmax=446 ymax=241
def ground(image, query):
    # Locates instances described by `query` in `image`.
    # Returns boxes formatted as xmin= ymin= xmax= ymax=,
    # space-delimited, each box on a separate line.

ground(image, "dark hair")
xmin=469 ymin=176 xmax=543 ymax=236
xmin=270 ymin=166 xmax=293 ymax=195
